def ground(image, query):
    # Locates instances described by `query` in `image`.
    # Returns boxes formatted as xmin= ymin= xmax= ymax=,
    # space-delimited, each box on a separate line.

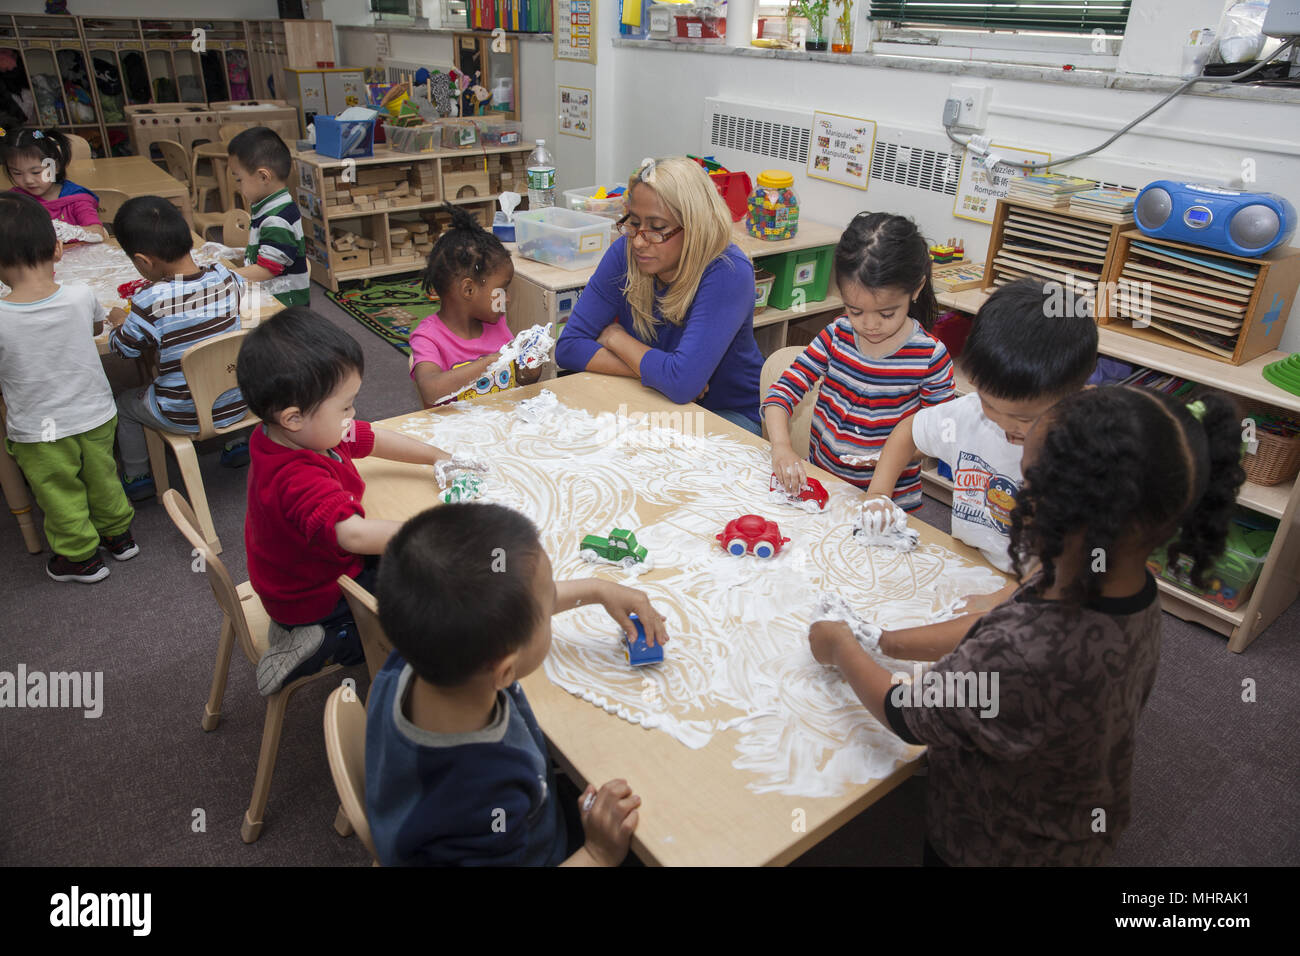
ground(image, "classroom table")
xmin=354 ymin=373 xmax=1007 ymax=866
xmin=66 ymin=157 xmax=192 ymax=229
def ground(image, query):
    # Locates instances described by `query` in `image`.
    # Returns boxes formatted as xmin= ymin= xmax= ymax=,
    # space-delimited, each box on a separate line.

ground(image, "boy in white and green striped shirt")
xmin=227 ymin=127 xmax=310 ymax=307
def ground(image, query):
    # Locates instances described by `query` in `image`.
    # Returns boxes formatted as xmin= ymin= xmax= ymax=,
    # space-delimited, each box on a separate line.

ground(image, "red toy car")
xmin=717 ymin=515 xmax=790 ymax=559
xmin=769 ymin=473 xmax=829 ymax=510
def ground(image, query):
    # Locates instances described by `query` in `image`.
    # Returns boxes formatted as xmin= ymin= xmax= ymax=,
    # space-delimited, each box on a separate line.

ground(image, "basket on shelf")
xmin=1240 ymin=400 xmax=1300 ymax=486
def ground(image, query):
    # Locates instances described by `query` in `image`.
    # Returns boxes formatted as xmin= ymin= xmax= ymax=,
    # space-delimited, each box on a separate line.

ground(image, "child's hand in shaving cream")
xmin=596 ymin=581 xmax=669 ymax=648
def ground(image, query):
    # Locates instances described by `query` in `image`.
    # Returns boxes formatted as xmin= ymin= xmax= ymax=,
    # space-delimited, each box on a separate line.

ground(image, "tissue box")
xmin=314 ymin=115 xmax=375 ymax=159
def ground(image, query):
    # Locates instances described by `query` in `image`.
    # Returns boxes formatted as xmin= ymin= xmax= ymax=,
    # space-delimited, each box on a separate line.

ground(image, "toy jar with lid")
xmin=746 ymin=170 xmax=800 ymax=240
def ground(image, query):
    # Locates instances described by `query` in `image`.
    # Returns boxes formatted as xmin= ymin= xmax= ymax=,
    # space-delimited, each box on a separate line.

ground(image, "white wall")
xmin=2 ymin=0 xmax=280 ymax=16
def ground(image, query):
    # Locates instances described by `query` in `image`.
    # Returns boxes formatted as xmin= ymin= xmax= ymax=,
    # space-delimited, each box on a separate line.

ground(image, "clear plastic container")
xmin=479 ymin=119 xmax=524 ymax=147
xmin=563 ymin=185 xmax=627 ymax=220
xmin=746 ymin=169 xmax=800 ymax=241
xmin=383 ymin=123 xmax=438 ymax=153
xmin=514 ymin=207 xmax=612 ymax=271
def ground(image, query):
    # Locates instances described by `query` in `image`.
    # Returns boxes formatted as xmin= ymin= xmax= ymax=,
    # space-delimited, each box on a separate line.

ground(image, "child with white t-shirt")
xmin=866 ymin=277 xmax=1097 ymax=582
xmin=0 ymin=192 xmax=137 ymax=584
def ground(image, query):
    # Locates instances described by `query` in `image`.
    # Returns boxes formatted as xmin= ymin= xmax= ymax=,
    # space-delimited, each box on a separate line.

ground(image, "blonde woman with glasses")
xmin=554 ymin=157 xmax=764 ymax=434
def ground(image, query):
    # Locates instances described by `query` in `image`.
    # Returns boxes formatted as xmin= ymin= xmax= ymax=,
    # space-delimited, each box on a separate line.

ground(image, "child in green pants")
xmin=0 ymin=192 xmax=138 ymax=583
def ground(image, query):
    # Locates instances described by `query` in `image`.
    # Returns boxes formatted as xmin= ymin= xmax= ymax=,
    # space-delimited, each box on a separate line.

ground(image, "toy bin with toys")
xmin=1146 ymin=514 xmax=1276 ymax=611
xmin=755 ymin=246 xmax=835 ymax=310
xmin=515 ymin=208 xmax=613 ymax=271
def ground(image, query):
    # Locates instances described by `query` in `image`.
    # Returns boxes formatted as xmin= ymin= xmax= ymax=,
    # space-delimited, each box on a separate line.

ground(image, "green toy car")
xmin=579 ymin=528 xmax=648 ymax=568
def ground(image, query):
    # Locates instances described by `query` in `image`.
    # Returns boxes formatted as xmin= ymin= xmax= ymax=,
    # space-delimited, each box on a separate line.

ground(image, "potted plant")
xmin=794 ymin=0 xmax=831 ymax=51
xmin=832 ymin=0 xmax=854 ymax=53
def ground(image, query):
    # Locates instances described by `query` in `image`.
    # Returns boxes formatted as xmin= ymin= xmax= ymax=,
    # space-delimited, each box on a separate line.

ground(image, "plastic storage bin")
xmin=515 ymin=208 xmax=613 ymax=271
xmin=671 ymin=1 xmax=727 ymax=43
xmin=383 ymin=123 xmax=438 ymax=153
xmin=437 ymin=119 xmax=479 ymax=149
xmin=746 ymin=169 xmax=800 ymax=240
xmin=314 ymin=115 xmax=375 ymax=159
xmin=755 ymin=245 xmax=834 ymax=310
xmin=564 ymin=185 xmax=627 ymax=220
xmin=1146 ymin=518 xmax=1275 ymax=611
xmin=754 ymin=268 xmax=775 ymax=313
xmin=649 ymin=1 xmax=685 ymax=39
xmin=479 ymin=120 xmax=524 ymax=147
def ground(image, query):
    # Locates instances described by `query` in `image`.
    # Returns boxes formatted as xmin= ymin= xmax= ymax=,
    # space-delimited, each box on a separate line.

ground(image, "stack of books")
xmin=1069 ymin=186 xmax=1138 ymax=223
xmin=468 ymin=0 xmax=553 ymax=31
xmin=1007 ymin=173 xmax=1097 ymax=208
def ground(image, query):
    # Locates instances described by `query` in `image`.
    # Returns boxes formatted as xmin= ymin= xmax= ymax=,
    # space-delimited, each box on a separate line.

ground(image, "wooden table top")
xmin=355 ymin=373 xmax=1007 ymax=866
xmin=65 ymin=156 xmax=188 ymax=200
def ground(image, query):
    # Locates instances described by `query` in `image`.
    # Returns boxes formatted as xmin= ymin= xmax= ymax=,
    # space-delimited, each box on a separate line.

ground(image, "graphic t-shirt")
xmin=911 ymin=392 xmax=1022 ymax=572
xmin=408 ymin=313 xmax=516 ymax=404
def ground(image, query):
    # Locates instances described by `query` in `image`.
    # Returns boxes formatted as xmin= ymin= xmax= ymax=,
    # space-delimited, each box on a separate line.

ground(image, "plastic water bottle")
xmin=526 ymin=139 xmax=556 ymax=209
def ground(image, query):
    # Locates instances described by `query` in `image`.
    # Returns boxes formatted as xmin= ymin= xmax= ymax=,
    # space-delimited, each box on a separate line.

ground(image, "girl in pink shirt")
xmin=2 ymin=128 xmax=107 ymax=240
xmin=409 ymin=204 xmax=540 ymax=407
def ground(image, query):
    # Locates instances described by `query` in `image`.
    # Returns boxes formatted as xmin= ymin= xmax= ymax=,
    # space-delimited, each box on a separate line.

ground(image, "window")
xmin=867 ymin=1 xmax=1132 ymax=35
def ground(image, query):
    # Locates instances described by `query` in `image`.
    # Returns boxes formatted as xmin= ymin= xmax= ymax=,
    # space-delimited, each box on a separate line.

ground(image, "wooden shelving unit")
xmin=934 ymin=284 xmax=1300 ymax=653
xmin=294 ymin=143 xmax=532 ymax=291
xmin=0 ymin=13 xmax=326 ymax=157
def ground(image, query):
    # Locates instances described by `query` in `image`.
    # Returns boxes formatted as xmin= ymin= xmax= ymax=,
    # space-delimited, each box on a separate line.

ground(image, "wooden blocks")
xmin=444 ymin=170 xmax=491 ymax=200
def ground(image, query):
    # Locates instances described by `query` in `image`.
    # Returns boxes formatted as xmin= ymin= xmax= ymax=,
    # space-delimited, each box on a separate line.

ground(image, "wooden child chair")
xmin=337 ymin=575 xmax=395 ymax=684
xmin=222 ymin=208 xmax=251 ymax=249
xmin=219 ymin=123 xmax=251 ymax=143
xmin=65 ymin=133 xmax=93 ymax=161
xmin=162 ymin=489 xmax=348 ymax=844
xmin=323 ymin=685 xmax=381 ymax=864
xmin=95 ymin=188 xmax=131 ymax=231
xmin=759 ymin=346 xmax=821 ymax=458
xmin=141 ymin=329 xmax=259 ymax=554
xmin=160 ymin=140 xmax=223 ymax=240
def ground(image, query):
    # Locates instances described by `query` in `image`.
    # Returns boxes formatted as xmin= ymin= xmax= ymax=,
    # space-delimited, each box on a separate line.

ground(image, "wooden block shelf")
xmin=1102 ymin=230 xmax=1300 ymax=366
xmin=294 ymin=143 xmax=532 ymax=290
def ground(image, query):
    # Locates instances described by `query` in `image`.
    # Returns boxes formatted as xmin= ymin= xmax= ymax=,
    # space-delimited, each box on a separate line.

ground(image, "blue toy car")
xmin=624 ymin=613 xmax=662 ymax=666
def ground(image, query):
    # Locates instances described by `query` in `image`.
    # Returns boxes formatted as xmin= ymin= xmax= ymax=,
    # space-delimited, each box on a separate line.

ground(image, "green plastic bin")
xmin=755 ymin=245 xmax=834 ymax=311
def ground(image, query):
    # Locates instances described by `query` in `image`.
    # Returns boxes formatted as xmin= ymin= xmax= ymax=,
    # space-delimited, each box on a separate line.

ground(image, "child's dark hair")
xmin=113 ymin=196 xmax=192 ymax=262
xmin=420 ymin=203 xmax=511 ymax=299
xmin=834 ymin=212 xmax=938 ymax=330
xmin=1010 ymin=386 xmax=1245 ymax=605
xmin=226 ymin=126 xmax=292 ymax=181
xmin=0 ymin=127 xmax=71 ymax=183
xmin=378 ymin=504 xmax=545 ymax=686
xmin=236 ymin=307 xmax=364 ymax=421
xmin=0 ymin=192 xmax=57 ymax=270
xmin=960 ymin=277 xmax=1098 ymax=400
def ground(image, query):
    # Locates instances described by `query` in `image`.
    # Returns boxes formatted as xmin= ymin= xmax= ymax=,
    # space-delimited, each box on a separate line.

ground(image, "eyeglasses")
xmin=616 ymin=214 xmax=683 ymax=245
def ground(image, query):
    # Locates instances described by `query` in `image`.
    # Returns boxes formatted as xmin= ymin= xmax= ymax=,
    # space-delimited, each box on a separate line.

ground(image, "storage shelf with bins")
xmin=934 ymin=281 xmax=1300 ymax=653
xmin=0 ymin=14 xmax=327 ymax=158
xmin=294 ymin=143 xmax=533 ymax=291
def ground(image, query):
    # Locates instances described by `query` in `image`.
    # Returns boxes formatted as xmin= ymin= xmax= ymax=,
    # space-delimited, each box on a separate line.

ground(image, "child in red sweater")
xmin=237 ymin=308 xmax=457 ymax=693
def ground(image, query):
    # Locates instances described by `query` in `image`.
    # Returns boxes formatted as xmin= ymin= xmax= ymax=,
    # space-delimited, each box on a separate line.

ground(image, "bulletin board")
xmin=555 ymin=0 xmax=597 ymax=64
xmin=953 ymin=144 xmax=1052 ymax=224
xmin=806 ymin=110 xmax=877 ymax=191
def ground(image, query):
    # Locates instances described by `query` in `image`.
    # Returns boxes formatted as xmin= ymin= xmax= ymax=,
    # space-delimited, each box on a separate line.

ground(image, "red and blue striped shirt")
xmin=763 ymin=317 xmax=955 ymax=510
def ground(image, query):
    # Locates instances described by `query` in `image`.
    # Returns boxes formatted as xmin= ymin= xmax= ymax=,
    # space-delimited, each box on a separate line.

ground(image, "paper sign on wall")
xmin=953 ymin=144 xmax=1052 ymax=224
xmin=806 ymin=111 xmax=877 ymax=191
xmin=559 ymin=86 xmax=592 ymax=139
xmin=555 ymin=0 xmax=597 ymax=64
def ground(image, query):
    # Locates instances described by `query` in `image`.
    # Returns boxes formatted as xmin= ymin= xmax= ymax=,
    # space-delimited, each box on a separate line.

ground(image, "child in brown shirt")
xmin=810 ymin=386 xmax=1246 ymax=865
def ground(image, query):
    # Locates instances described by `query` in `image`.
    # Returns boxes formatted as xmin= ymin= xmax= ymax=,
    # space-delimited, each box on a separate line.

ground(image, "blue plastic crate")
xmin=314 ymin=115 xmax=375 ymax=159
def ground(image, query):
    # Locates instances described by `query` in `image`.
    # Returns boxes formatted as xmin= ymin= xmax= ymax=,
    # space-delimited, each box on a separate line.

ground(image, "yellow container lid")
xmin=757 ymin=170 xmax=794 ymax=189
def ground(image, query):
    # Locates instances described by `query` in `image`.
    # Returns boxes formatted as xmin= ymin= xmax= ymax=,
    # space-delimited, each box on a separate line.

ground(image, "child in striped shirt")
xmin=764 ymin=213 xmax=954 ymax=510
xmin=227 ymin=126 xmax=310 ymax=307
xmin=107 ymin=197 xmax=247 ymax=501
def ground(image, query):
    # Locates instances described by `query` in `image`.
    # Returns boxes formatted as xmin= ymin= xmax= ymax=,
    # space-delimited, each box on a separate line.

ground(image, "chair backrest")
xmin=759 ymin=346 xmax=821 ymax=460
xmin=65 ymin=133 xmax=93 ymax=160
xmin=161 ymin=489 xmax=262 ymax=667
xmin=96 ymin=188 xmax=131 ymax=229
xmin=219 ymin=123 xmax=250 ymax=143
xmin=223 ymin=208 xmax=251 ymax=248
xmin=178 ymin=329 xmax=255 ymax=440
xmin=323 ymin=685 xmax=380 ymax=864
xmin=156 ymin=139 xmax=192 ymax=185
xmin=338 ymin=575 xmax=395 ymax=683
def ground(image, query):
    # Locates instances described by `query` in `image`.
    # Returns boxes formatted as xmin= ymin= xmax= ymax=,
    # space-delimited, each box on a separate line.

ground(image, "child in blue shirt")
xmin=367 ymin=502 xmax=668 ymax=866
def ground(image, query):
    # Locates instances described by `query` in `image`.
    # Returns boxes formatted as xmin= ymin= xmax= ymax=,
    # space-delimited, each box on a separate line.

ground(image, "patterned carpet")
xmin=325 ymin=277 xmax=440 ymax=356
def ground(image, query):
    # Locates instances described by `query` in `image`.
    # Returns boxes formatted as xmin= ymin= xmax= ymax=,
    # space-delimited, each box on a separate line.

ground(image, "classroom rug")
xmin=326 ymin=277 xmax=440 ymax=357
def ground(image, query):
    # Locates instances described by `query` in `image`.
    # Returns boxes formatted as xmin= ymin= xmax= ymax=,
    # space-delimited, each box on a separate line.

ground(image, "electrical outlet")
xmin=947 ymin=83 xmax=990 ymax=132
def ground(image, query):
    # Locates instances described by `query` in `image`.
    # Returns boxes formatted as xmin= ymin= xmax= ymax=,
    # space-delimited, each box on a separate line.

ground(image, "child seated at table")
xmin=0 ymin=192 xmax=137 ymax=583
xmin=237 ymin=308 xmax=460 ymax=694
xmin=368 ymin=502 xmax=667 ymax=866
xmin=1 ymin=127 xmax=107 ymax=241
xmin=226 ymin=126 xmax=309 ymax=307
xmin=106 ymin=196 xmax=248 ymax=501
xmin=410 ymin=203 xmax=541 ymax=408
xmin=810 ymin=386 xmax=1246 ymax=865
xmin=764 ymin=212 xmax=955 ymax=509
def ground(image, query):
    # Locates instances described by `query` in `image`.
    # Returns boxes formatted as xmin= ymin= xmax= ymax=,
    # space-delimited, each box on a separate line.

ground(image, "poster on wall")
xmin=559 ymin=86 xmax=592 ymax=138
xmin=555 ymin=0 xmax=597 ymax=64
xmin=806 ymin=111 xmax=877 ymax=190
xmin=953 ymin=144 xmax=1052 ymax=224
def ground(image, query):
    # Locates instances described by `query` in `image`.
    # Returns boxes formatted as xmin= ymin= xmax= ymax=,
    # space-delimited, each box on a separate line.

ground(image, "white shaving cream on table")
xmin=853 ymin=500 xmax=921 ymax=552
xmin=396 ymin=395 xmax=1004 ymax=796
